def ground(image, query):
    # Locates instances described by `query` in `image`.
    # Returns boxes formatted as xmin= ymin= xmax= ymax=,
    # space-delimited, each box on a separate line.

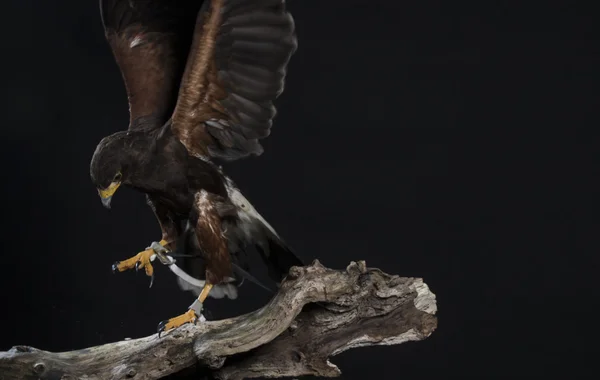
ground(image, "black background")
xmin=1 ymin=0 xmax=597 ymax=378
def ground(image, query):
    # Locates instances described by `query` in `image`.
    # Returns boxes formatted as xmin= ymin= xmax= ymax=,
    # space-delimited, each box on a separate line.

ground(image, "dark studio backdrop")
xmin=0 ymin=0 xmax=597 ymax=378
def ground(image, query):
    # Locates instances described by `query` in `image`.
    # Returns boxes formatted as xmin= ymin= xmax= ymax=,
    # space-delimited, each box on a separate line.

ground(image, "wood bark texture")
xmin=0 ymin=260 xmax=438 ymax=380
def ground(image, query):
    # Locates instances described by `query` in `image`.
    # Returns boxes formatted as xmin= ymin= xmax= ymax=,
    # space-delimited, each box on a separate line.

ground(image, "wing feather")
xmin=170 ymin=0 xmax=297 ymax=160
xmin=99 ymin=0 xmax=201 ymax=131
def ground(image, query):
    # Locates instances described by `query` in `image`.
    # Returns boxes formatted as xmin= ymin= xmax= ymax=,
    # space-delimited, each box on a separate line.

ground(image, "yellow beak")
xmin=98 ymin=181 xmax=121 ymax=208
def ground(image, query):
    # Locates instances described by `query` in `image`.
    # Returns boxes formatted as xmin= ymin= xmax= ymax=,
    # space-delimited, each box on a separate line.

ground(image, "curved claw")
xmin=157 ymin=320 xmax=168 ymax=338
xmin=112 ymin=243 xmax=162 ymax=281
xmin=149 ymin=273 xmax=155 ymax=288
xmin=156 ymin=309 xmax=197 ymax=338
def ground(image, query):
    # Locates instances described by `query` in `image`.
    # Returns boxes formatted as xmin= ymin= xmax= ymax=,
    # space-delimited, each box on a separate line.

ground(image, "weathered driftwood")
xmin=0 ymin=260 xmax=437 ymax=380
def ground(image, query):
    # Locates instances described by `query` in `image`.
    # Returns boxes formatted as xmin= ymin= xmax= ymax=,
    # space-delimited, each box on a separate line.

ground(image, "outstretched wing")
xmin=100 ymin=0 xmax=202 ymax=130
xmin=170 ymin=0 xmax=297 ymax=161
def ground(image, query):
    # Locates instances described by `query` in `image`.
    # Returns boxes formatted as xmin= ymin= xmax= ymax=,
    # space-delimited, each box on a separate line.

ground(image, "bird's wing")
xmin=170 ymin=0 xmax=297 ymax=161
xmin=99 ymin=0 xmax=203 ymax=131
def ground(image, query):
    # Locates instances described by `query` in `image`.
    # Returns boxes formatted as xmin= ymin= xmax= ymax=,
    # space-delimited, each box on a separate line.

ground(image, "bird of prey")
xmin=89 ymin=0 xmax=302 ymax=335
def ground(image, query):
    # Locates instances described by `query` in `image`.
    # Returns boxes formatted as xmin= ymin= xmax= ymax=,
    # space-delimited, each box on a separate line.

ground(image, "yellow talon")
xmin=112 ymin=248 xmax=154 ymax=277
xmin=157 ymin=283 xmax=211 ymax=337
xmin=111 ymin=241 xmax=172 ymax=288
xmin=157 ymin=309 xmax=197 ymax=336
xmin=112 ymin=240 xmax=170 ymax=277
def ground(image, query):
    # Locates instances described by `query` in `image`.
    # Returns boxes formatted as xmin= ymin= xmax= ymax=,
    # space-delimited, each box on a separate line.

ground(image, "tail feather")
xmin=256 ymin=231 xmax=304 ymax=283
xmin=225 ymin=179 xmax=304 ymax=283
xmin=232 ymin=261 xmax=275 ymax=293
xmin=174 ymin=179 xmax=306 ymax=298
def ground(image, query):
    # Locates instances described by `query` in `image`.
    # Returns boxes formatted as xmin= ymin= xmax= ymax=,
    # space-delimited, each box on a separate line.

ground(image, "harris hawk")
xmin=89 ymin=0 xmax=303 ymax=335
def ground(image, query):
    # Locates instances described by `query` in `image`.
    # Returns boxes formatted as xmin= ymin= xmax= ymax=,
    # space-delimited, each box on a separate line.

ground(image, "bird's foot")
xmin=111 ymin=239 xmax=170 ymax=287
xmin=157 ymin=299 xmax=204 ymax=337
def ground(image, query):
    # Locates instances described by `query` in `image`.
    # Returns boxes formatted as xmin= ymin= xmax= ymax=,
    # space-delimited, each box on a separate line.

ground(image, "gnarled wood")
xmin=0 ymin=261 xmax=437 ymax=380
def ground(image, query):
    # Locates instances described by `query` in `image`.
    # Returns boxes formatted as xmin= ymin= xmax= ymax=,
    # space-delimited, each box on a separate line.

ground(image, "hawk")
xmin=89 ymin=0 xmax=302 ymax=335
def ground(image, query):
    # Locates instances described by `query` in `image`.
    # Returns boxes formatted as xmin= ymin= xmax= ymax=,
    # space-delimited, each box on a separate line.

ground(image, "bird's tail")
xmin=174 ymin=182 xmax=305 ymax=298
xmin=255 ymin=224 xmax=304 ymax=284
xmin=226 ymin=184 xmax=305 ymax=284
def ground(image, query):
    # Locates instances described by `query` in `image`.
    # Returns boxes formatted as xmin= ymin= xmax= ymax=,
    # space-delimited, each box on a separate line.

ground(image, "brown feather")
xmin=170 ymin=0 xmax=297 ymax=161
xmin=146 ymin=195 xmax=180 ymax=251
xmin=171 ymin=0 xmax=226 ymax=157
xmin=106 ymin=30 xmax=180 ymax=129
xmin=100 ymin=0 xmax=201 ymax=131
xmin=194 ymin=190 xmax=232 ymax=285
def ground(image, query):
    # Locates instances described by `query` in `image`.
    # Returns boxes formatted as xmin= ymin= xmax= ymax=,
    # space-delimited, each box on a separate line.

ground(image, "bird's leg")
xmin=157 ymin=283 xmax=214 ymax=336
xmin=114 ymin=197 xmax=181 ymax=280
xmin=156 ymin=191 xmax=230 ymax=336
xmin=111 ymin=239 xmax=172 ymax=287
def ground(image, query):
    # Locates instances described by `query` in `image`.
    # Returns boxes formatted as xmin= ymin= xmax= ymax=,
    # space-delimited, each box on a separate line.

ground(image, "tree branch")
xmin=0 ymin=260 xmax=437 ymax=380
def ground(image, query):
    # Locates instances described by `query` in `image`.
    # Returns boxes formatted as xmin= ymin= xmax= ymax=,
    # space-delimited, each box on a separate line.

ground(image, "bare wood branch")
xmin=0 ymin=260 xmax=437 ymax=380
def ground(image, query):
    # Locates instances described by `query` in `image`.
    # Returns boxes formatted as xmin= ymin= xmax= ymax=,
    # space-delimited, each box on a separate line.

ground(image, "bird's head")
xmin=90 ymin=132 xmax=132 ymax=209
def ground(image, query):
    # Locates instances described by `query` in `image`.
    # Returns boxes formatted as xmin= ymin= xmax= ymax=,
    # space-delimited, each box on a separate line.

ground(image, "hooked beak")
xmin=98 ymin=181 xmax=121 ymax=209
xmin=101 ymin=195 xmax=113 ymax=209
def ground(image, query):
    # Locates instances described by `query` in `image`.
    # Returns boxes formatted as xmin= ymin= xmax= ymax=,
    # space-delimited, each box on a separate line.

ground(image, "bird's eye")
xmin=114 ymin=172 xmax=122 ymax=181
